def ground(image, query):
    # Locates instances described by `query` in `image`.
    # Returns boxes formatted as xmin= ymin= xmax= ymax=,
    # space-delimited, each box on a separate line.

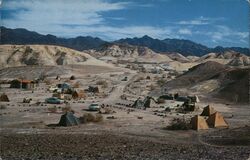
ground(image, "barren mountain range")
xmin=1 ymin=27 xmax=249 ymax=56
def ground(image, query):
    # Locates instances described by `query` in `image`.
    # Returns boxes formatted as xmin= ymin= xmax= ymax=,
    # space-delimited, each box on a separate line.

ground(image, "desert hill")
xmin=167 ymin=52 xmax=191 ymax=63
xmin=0 ymin=45 xmax=112 ymax=68
xmin=164 ymin=61 xmax=249 ymax=103
xmin=88 ymin=43 xmax=172 ymax=63
xmin=214 ymin=68 xmax=249 ymax=103
xmin=165 ymin=61 xmax=228 ymax=88
xmin=197 ymin=51 xmax=250 ymax=66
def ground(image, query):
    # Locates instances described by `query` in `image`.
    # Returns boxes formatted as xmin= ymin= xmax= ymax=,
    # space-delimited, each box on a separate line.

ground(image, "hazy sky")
xmin=1 ymin=0 xmax=249 ymax=47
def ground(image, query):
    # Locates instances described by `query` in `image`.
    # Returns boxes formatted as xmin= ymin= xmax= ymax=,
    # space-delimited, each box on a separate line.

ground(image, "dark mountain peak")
xmin=214 ymin=46 xmax=224 ymax=49
xmin=45 ymin=34 xmax=57 ymax=38
xmin=141 ymin=35 xmax=153 ymax=39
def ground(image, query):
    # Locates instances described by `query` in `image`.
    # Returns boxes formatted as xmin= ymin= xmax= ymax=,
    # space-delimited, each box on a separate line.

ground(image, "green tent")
xmin=132 ymin=96 xmax=157 ymax=109
xmin=132 ymin=98 xmax=144 ymax=109
xmin=58 ymin=112 xmax=80 ymax=126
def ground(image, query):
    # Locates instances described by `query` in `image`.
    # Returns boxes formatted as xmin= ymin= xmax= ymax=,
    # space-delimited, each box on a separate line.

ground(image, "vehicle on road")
xmin=45 ymin=97 xmax=64 ymax=104
xmin=88 ymin=103 xmax=100 ymax=111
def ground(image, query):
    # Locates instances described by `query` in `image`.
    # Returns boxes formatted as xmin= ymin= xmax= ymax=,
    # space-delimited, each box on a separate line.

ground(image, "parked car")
xmin=48 ymin=86 xmax=59 ymax=92
xmin=45 ymin=97 xmax=64 ymax=104
xmin=88 ymin=103 xmax=100 ymax=111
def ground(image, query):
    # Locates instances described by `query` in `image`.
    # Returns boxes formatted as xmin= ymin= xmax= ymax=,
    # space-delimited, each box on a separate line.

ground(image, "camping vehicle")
xmin=48 ymin=86 xmax=60 ymax=92
xmin=121 ymin=77 xmax=128 ymax=81
xmin=88 ymin=103 xmax=100 ymax=111
xmin=57 ymin=83 xmax=71 ymax=90
xmin=45 ymin=97 xmax=64 ymax=104
xmin=158 ymin=94 xmax=174 ymax=100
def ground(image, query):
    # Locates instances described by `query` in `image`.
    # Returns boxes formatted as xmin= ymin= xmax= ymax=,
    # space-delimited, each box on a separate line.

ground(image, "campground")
xmin=0 ymin=68 xmax=250 ymax=159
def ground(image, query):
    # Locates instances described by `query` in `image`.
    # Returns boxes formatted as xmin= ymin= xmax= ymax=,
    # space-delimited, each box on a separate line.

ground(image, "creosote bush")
xmin=157 ymin=98 xmax=166 ymax=104
xmin=0 ymin=105 xmax=7 ymax=109
xmin=62 ymin=106 xmax=74 ymax=114
xmin=134 ymin=77 xmax=144 ymax=82
xmin=166 ymin=118 xmax=191 ymax=130
xmin=48 ymin=106 xmax=57 ymax=113
xmin=80 ymin=113 xmax=103 ymax=123
xmin=157 ymin=78 xmax=165 ymax=86
xmin=96 ymin=80 xmax=108 ymax=88
xmin=44 ymin=79 xmax=52 ymax=85
xmin=73 ymin=82 xmax=81 ymax=88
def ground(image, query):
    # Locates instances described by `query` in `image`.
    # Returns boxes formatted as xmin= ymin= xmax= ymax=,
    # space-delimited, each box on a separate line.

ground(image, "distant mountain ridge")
xmin=0 ymin=27 xmax=106 ymax=51
xmin=116 ymin=35 xmax=250 ymax=56
xmin=1 ymin=26 xmax=249 ymax=56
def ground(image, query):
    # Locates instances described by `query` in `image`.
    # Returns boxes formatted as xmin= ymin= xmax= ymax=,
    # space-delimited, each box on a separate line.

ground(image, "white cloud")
xmin=24 ymin=25 xmax=177 ymax=40
xmin=176 ymin=16 xmax=225 ymax=25
xmin=196 ymin=25 xmax=249 ymax=45
xmin=178 ymin=28 xmax=192 ymax=35
xmin=2 ymin=0 xmax=130 ymax=28
xmin=1 ymin=0 xmax=248 ymax=47
xmin=1 ymin=0 xmax=183 ymax=40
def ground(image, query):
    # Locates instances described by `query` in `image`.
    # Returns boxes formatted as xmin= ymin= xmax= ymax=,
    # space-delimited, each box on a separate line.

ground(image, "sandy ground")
xmin=0 ymin=65 xmax=250 ymax=160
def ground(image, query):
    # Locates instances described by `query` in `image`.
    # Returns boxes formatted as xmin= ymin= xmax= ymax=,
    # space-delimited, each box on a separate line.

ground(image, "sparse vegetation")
xmin=48 ymin=106 xmax=57 ymax=113
xmin=96 ymin=80 xmax=108 ymax=88
xmin=134 ymin=77 xmax=144 ymax=82
xmin=148 ymin=84 xmax=156 ymax=91
xmin=0 ymin=104 xmax=7 ymax=109
xmin=62 ymin=106 xmax=74 ymax=113
xmin=166 ymin=118 xmax=190 ymax=130
xmin=157 ymin=98 xmax=165 ymax=104
xmin=44 ymin=79 xmax=52 ymax=85
xmin=73 ymin=82 xmax=81 ymax=88
xmin=157 ymin=78 xmax=165 ymax=86
xmin=80 ymin=113 xmax=103 ymax=123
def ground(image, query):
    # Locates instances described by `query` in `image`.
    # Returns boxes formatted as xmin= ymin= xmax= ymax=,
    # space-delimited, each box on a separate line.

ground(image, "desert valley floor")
xmin=0 ymin=45 xmax=250 ymax=160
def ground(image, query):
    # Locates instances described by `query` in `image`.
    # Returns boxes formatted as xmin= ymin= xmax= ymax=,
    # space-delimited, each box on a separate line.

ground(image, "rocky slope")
xmin=167 ymin=52 xmax=191 ymax=63
xmin=197 ymin=51 xmax=250 ymax=66
xmin=163 ymin=61 xmax=250 ymax=103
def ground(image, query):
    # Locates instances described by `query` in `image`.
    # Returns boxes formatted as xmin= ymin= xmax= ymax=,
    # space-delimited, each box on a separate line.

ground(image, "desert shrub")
xmin=157 ymin=98 xmax=166 ymax=104
xmin=62 ymin=106 xmax=74 ymax=113
xmin=99 ymin=108 xmax=113 ymax=114
xmin=166 ymin=118 xmax=190 ymax=130
xmin=73 ymin=82 xmax=81 ymax=88
xmin=134 ymin=77 xmax=144 ymax=82
xmin=96 ymin=80 xmax=107 ymax=85
xmin=148 ymin=84 xmax=156 ymax=91
xmin=80 ymin=113 xmax=103 ymax=123
xmin=95 ymin=114 xmax=103 ymax=122
xmin=0 ymin=105 xmax=7 ymax=109
xmin=48 ymin=106 xmax=57 ymax=113
xmin=157 ymin=78 xmax=165 ymax=86
xmin=96 ymin=80 xmax=108 ymax=88
xmin=44 ymin=79 xmax=52 ymax=85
